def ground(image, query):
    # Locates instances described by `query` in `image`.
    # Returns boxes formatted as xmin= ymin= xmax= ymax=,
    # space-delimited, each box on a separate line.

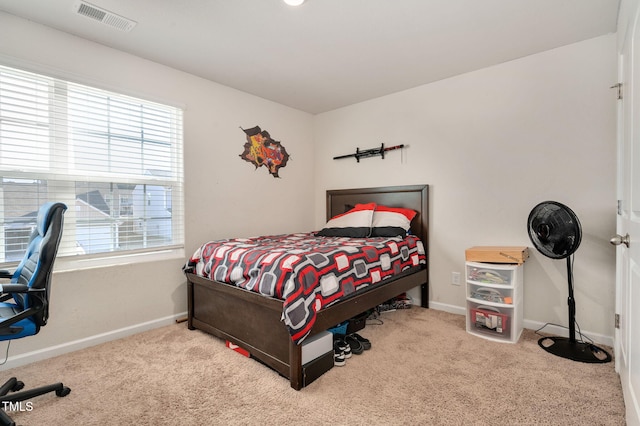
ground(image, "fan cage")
xmin=527 ymin=201 xmax=582 ymax=259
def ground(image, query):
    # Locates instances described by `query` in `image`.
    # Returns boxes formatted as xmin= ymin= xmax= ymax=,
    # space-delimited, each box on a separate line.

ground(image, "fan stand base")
xmin=538 ymin=337 xmax=612 ymax=363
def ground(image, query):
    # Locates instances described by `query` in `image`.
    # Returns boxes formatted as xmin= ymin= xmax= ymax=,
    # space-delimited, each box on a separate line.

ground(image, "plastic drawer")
xmin=467 ymin=300 xmax=514 ymax=341
xmin=467 ymin=282 xmax=515 ymax=305
xmin=466 ymin=262 xmax=515 ymax=286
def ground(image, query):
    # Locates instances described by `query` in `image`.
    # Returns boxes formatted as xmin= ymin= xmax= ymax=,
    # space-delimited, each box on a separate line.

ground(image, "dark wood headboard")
xmin=326 ymin=184 xmax=429 ymax=307
xmin=326 ymin=184 xmax=429 ymax=245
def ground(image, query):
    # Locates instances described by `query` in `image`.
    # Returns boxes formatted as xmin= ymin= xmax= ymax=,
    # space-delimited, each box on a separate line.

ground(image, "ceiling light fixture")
xmin=284 ymin=0 xmax=305 ymax=6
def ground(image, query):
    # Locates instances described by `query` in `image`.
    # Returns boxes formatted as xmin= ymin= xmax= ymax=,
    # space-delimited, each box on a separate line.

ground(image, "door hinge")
xmin=611 ymin=83 xmax=623 ymax=100
xmin=615 ymin=313 xmax=620 ymax=329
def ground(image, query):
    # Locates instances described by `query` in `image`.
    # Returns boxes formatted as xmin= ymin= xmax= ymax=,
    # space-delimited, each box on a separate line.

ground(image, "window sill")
xmin=54 ymin=247 xmax=185 ymax=273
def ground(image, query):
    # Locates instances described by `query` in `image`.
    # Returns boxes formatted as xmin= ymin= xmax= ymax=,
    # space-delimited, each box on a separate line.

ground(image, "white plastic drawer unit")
xmin=466 ymin=262 xmax=515 ymax=286
xmin=465 ymin=261 xmax=524 ymax=343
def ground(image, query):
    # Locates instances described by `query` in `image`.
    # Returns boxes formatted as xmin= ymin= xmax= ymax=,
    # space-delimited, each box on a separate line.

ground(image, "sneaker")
xmin=334 ymin=348 xmax=346 ymax=366
xmin=344 ymin=334 xmax=364 ymax=355
xmin=334 ymin=338 xmax=352 ymax=359
xmin=349 ymin=333 xmax=372 ymax=350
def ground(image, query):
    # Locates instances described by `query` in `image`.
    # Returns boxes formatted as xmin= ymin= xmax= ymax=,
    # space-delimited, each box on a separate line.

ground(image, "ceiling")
xmin=0 ymin=0 xmax=620 ymax=114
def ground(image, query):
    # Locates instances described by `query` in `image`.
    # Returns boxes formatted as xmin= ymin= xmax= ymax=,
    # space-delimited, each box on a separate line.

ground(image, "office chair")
xmin=0 ymin=202 xmax=69 ymax=426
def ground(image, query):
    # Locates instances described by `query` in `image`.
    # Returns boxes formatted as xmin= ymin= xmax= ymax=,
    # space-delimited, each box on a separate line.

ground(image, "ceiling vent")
xmin=73 ymin=1 xmax=137 ymax=32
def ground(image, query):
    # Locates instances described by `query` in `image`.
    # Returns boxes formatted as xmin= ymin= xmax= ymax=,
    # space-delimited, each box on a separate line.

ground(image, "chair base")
xmin=0 ymin=377 xmax=70 ymax=426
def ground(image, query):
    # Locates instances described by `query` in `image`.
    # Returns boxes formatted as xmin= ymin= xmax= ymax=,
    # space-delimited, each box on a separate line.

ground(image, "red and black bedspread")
xmin=185 ymin=232 xmax=426 ymax=344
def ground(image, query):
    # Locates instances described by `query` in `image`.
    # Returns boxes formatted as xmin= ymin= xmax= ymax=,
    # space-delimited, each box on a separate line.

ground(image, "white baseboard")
xmin=428 ymin=301 xmax=466 ymax=316
xmin=2 ymin=312 xmax=188 ymax=370
xmin=427 ymin=302 xmax=614 ymax=348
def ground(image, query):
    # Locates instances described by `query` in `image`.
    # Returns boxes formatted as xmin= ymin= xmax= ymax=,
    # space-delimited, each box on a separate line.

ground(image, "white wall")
xmin=0 ymin=11 xmax=618 ymax=364
xmin=0 ymin=12 xmax=315 ymax=363
xmin=314 ymin=34 xmax=617 ymax=342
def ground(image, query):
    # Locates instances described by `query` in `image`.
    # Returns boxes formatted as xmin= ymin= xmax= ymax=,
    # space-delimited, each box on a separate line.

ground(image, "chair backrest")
xmin=10 ymin=202 xmax=67 ymax=327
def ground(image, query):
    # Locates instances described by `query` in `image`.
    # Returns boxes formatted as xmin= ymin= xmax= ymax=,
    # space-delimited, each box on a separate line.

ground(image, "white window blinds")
xmin=0 ymin=64 xmax=184 ymax=262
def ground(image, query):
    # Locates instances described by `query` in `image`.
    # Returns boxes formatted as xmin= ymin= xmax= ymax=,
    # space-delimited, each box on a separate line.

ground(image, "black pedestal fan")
xmin=527 ymin=201 xmax=611 ymax=363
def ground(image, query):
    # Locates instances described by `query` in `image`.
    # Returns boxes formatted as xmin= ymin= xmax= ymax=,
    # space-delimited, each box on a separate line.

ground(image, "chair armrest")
xmin=0 ymin=270 xmax=12 ymax=280
xmin=0 ymin=284 xmax=43 ymax=294
xmin=0 ymin=306 xmax=40 ymax=333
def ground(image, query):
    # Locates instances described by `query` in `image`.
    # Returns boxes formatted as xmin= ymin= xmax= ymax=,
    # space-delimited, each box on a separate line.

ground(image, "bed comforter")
xmin=185 ymin=232 xmax=426 ymax=344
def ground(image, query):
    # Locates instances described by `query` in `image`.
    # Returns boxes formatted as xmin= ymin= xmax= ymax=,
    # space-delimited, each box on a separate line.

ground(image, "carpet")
xmin=3 ymin=308 xmax=625 ymax=425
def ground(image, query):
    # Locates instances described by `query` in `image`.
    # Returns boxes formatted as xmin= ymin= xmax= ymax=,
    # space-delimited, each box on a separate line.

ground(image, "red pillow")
xmin=371 ymin=205 xmax=416 ymax=237
xmin=317 ymin=203 xmax=376 ymax=238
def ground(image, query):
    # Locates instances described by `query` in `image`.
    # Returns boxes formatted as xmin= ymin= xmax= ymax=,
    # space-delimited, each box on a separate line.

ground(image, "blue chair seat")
xmin=0 ymin=304 xmax=36 ymax=340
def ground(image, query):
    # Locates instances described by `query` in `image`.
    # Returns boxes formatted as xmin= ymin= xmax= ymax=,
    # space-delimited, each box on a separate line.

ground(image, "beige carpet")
xmin=2 ymin=308 xmax=625 ymax=425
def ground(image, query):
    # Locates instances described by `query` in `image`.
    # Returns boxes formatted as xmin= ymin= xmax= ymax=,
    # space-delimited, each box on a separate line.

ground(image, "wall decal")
xmin=239 ymin=126 xmax=290 ymax=178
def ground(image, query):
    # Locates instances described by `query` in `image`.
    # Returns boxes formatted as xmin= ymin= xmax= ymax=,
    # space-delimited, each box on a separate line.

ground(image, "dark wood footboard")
xmin=187 ymin=272 xmax=292 ymax=378
xmin=187 ymin=266 xmax=427 ymax=390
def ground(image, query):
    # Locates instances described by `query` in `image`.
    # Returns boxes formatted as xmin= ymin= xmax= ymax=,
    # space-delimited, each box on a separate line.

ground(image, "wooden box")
xmin=465 ymin=246 xmax=529 ymax=264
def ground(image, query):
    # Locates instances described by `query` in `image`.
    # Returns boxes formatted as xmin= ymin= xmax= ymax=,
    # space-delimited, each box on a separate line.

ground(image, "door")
xmin=615 ymin=2 xmax=640 ymax=425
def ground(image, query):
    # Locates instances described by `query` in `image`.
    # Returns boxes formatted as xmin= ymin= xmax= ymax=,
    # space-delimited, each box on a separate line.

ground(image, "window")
xmin=0 ymin=65 xmax=184 ymax=263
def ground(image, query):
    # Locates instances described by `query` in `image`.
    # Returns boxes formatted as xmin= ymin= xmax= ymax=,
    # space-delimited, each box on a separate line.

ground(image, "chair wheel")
xmin=55 ymin=387 xmax=71 ymax=397
xmin=12 ymin=381 xmax=24 ymax=392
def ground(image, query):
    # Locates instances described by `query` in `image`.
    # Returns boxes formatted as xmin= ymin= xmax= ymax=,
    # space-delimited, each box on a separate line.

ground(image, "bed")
xmin=184 ymin=184 xmax=429 ymax=390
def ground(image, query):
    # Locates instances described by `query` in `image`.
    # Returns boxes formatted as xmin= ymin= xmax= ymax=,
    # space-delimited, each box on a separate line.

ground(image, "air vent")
xmin=74 ymin=1 xmax=137 ymax=32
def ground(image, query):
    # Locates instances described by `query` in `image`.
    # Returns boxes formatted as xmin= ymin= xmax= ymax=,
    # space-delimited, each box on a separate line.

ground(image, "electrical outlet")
xmin=451 ymin=272 xmax=461 ymax=285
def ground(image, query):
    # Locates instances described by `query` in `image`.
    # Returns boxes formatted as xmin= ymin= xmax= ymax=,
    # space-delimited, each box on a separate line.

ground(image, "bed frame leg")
xmin=421 ymin=282 xmax=429 ymax=308
xmin=187 ymin=280 xmax=195 ymax=330
xmin=289 ymin=340 xmax=303 ymax=390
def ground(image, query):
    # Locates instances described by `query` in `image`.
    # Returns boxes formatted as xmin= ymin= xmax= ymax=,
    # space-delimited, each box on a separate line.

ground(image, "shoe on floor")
xmin=349 ymin=333 xmax=371 ymax=350
xmin=334 ymin=338 xmax=352 ymax=358
xmin=344 ymin=334 xmax=364 ymax=355
xmin=334 ymin=348 xmax=346 ymax=366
